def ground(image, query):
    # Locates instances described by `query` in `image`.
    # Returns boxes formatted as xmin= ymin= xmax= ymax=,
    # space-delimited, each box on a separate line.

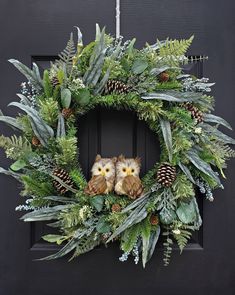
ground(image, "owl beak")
xmin=101 ymin=171 xmax=106 ymax=176
xmin=127 ymin=168 xmax=132 ymax=176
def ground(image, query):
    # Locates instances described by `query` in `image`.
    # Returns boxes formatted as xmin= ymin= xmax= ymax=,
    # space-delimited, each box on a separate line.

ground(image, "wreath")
xmin=1 ymin=25 xmax=234 ymax=267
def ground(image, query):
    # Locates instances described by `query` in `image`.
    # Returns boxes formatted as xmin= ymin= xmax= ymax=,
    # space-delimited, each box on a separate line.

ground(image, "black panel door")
xmin=0 ymin=1 xmax=234 ymax=295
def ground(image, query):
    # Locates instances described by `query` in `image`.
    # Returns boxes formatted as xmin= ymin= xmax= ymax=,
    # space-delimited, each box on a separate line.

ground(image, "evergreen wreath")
xmin=1 ymin=25 xmax=234 ymax=267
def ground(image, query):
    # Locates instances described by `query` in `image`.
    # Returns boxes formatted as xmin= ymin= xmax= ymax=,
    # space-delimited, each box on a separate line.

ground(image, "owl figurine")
xmin=115 ymin=155 xmax=143 ymax=199
xmin=84 ymin=154 xmax=117 ymax=196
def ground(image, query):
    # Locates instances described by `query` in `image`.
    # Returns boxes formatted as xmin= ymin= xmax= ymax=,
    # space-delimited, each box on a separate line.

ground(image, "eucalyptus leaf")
xmin=0 ymin=113 xmax=23 ymax=131
xmin=160 ymin=118 xmax=172 ymax=162
xmin=203 ymin=113 xmax=232 ymax=130
xmin=126 ymin=38 xmax=136 ymax=57
xmin=186 ymin=149 xmax=221 ymax=185
xmin=90 ymin=195 xmax=104 ymax=212
xmin=141 ymin=218 xmax=151 ymax=268
xmin=107 ymin=205 xmax=148 ymax=242
xmin=147 ymin=226 xmax=161 ymax=262
xmin=142 ymin=91 xmax=202 ymax=102
xmin=201 ymin=123 xmax=235 ymax=145
xmin=0 ymin=167 xmax=22 ymax=181
xmin=9 ymin=102 xmax=54 ymax=139
xmin=8 ymin=59 xmax=43 ymax=91
xmin=73 ymin=88 xmax=90 ymax=106
xmin=21 ymin=205 xmax=71 ymax=222
xmin=56 ymin=114 xmax=66 ymax=138
xmin=16 ymin=93 xmax=33 ymax=107
xmin=176 ymin=200 xmax=197 ymax=224
xmin=42 ymin=234 xmax=67 ymax=245
xmin=44 ymin=196 xmax=76 ymax=204
xmin=96 ymin=218 xmax=111 ymax=233
xmin=178 ymin=162 xmax=195 ymax=184
xmin=39 ymin=237 xmax=78 ymax=260
xmin=159 ymin=209 xmax=176 ymax=224
xmin=132 ymin=59 xmax=148 ymax=74
xmin=10 ymin=159 xmax=26 ymax=171
xmin=61 ymin=88 xmax=72 ymax=108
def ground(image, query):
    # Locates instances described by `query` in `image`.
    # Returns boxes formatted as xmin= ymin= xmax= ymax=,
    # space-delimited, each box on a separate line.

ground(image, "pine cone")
xmin=51 ymin=76 xmax=60 ymax=88
xmin=53 ymin=168 xmax=74 ymax=194
xmin=150 ymin=215 xmax=159 ymax=225
xmin=156 ymin=163 xmax=176 ymax=187
xmin=159 ymin=72 xmax=169 ymax=82
xmin=32 ymin=136 xmax=41 ymax=147
xmin=183 ymin=102 xmax=203 ymax=124
xmin=111 ymin=203 xmax=122 ymax=213
xmin=62 ymin=108 xmax=73 ymax=119
xmin=104 ymin=80 xmax=130 ymax=95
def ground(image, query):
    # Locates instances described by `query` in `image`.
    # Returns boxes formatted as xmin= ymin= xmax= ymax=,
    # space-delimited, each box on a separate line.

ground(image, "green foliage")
xmin=142 ymin=165 xmax=158 ymax=189
xmin=17 ymin=115 xmax=33 ymax=137
xmin=121 ymin=223 xmax=141 ymax=253
xmin=55 ymin=137 xmax=77 ymax=167
xmin=172 ymin=174 xmax=195 ymax=199
xmin=57 ymin=32 xmax=76 ymax=74
xmin=70 ymin=233 xmax=101 ymax=260
xmin=59 ymin=204 xmax=92 ymax=229
xmin=0 ymin=135 xmax=32 ymax=160
xmin=157 ymin=188 xmax=177 ymax=225
xmin=21 ymin=174 xmax=54 ymax=198
xmin=42 ymin=234 xmax=69 ymax=245
xmin=155 ymin=81 xmax=182 ymax=90
xmin=158 ymin=36 xmax=194 ymax=66
xmin=162 ymin=230 xmax=173 ymax=266
xmin=39 ymin=97 xmax=59 ymax=126
xmin=77 ymin=41 xmax=96 ymax=75
xmin=173 ymin=229 xmax=192 ymax=253
xmin=69 ymin=168 xmax=87 ymax=190
xmin=43 ymin=70 xmax=53 ymax=98
xmin=104 ymin=193 xmax=131 ymax=211
xmin=3 ymin=25 xmax=235 ymax=267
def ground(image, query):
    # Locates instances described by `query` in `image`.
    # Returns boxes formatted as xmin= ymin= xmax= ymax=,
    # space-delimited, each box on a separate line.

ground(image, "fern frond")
xmin=158 ymin=36 xmax=194 ymax=66
xmin=70 ymin=233 xmax=100 ymax=260
xmin=173 ymin=229 xmax=192 ymax=253
xmin=213 ymin=140 xmax=235 ymax=160
xmin=0 ymin=135 xmax=32 ymax=160
xmin=57 ymin=33 xmax=76 ymax=74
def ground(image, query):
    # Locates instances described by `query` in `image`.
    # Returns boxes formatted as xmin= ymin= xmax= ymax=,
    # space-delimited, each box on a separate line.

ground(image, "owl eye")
xmin=123 ymin=168 xmax=126 ymax=172
xmin=131 ymin=169 xmax=135 ymax=173
xmin=106 ymin=168 xmax=110 ymax=172
xmin=98 ymin=167 xmax=102 ymax=172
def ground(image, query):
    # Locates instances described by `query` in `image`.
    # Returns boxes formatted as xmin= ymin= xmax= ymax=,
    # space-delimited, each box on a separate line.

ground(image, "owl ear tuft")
xmin=135 ymin=157 xmax=141 ymax=165
xmin=112 ymin=157 xmax=117 ymax=163
xmin=95 ymin=154 xmax=102 ymax=162
xmin=118 ymin=154 xmax=125 ymax=162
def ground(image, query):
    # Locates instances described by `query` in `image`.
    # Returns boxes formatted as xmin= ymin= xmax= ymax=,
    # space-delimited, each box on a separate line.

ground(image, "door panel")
xmin=0 ymin=1 xmax=234 ymax=295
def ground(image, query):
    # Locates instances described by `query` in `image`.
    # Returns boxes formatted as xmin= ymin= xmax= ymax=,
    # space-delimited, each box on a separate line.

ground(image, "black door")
xmin=0 ymin=1 xmax=234 ymax=294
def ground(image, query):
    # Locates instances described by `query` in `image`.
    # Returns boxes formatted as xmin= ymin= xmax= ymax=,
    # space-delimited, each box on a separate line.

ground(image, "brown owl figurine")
xmin=115 ymin=155 xmax=143 ymax=199
xmin=84 ymin=154 xmax=117 ymax=196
